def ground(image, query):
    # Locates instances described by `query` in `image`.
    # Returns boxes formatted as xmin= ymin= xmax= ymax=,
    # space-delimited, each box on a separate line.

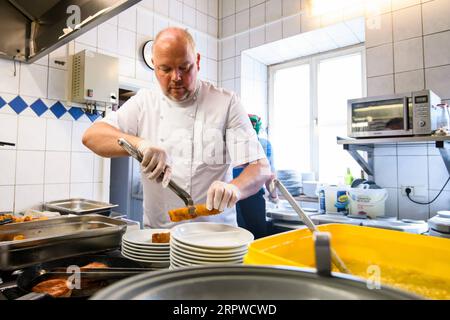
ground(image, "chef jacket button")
xmin=160 ymin=138 xmax=164 ymax=142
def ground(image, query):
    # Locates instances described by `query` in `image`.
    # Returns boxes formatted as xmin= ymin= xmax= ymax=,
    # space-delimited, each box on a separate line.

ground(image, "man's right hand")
xmin=137 ymin=140 xmax=172 ymax=188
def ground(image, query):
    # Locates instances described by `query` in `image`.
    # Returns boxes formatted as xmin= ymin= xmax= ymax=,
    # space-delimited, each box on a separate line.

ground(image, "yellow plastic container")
xmin=243 ymin=224 xmax=450 ymax=300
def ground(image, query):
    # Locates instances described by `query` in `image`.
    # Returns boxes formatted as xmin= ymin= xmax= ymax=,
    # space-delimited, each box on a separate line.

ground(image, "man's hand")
xmin=206 ymin=181 xmax=241 ymax=211
xmin=137 ymin=140 xmax=172 ymax=188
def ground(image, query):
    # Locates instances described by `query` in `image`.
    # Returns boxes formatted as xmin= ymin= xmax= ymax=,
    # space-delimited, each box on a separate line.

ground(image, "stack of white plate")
xmin=121 ymin=229 xmax=170 ymax=269
xmin=170 ymin=222 xmax=254 ymax=269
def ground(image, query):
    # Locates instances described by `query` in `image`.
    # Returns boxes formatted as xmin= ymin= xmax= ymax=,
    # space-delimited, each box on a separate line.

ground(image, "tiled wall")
xmin=0 ymin=0 xmax=220 ymax=213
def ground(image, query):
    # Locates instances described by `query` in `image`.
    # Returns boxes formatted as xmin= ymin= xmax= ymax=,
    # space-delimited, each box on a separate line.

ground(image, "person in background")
xmin=233 ymin=114 xmax=278 ymax=239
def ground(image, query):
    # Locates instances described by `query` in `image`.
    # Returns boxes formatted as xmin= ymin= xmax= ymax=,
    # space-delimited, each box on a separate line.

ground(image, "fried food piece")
xmin=168 ymin=204 xmax=221 ymax=222
xmin=32 ymin=279 xmax=72 ymax=298
xmin=13 ymin=234 xmax=25 ymax=241
xmin=81 ymin=262 xmax=109 ymax=269
xmin=152 ymin=232 xmax=170 ymax=243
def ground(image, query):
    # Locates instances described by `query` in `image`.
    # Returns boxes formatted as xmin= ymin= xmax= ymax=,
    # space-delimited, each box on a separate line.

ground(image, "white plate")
xmin=122 ymin=247 xmax=170 ymax=260
xmin=121 ymin=252 xmax=170 ymax=268
xmin=122 ymin=239 xmax=170 ymax=251
xmin=171 ymin=222 xmax=254 ymax=249
xmin=122 ymin=242 xmax=170 ymax=255
xmin=170 ymin=238 xmax=248 ymax=256
xmin=123 ymin=229 xmax=171 ymax=247
xmin=171 ymin=252 xmax=243 ymax=265
xmin=121 ymin=249 xmax=170 ymax=263
xmin=171 ymin=247 xmax=245 ymax=262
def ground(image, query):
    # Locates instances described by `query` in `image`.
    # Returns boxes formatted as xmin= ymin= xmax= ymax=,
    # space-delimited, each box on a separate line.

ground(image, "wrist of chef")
xmin=206 ymin=181 xmax=241 ymax=211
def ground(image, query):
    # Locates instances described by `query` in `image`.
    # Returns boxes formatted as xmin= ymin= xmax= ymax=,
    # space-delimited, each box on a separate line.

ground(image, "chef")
xmin=82 ymin=27 xmax=271 ymax=228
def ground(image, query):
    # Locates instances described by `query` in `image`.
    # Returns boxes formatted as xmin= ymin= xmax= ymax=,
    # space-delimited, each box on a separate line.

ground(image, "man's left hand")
xmin=206 ymin=181 xmax=241 ymax=211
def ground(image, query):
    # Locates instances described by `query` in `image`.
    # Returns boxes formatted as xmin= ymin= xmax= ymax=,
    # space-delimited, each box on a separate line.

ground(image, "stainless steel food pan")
xmin=44 ymin=198 xmax=118 ymax=216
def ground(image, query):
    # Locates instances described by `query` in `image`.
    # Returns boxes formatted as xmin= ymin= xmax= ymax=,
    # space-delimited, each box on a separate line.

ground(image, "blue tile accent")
xmin=50 ymin=101 xmax=67 ymax=119
xmin=86 ymin=111 xmax=100 ymax=122
xmin=0 ymin=97 xmax=6 ymax=109
xmin=9 ymin=96 xmax=28 ymax=114
xmin=30 ymin=99 xmax=48 ymax=116
xmin=68 ymin=107 xmax=84 ymax=120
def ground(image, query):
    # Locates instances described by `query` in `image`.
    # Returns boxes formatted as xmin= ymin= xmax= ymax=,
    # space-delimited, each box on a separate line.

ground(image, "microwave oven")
xmin=348 ymin=90 xmax=442 ymax=138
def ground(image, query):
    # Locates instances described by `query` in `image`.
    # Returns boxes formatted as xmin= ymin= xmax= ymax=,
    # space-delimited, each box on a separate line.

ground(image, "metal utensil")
xmin=270 ymin=179 xmax=351 ymax=274
xmin=118 ymin=138 xmax=195 ymax=214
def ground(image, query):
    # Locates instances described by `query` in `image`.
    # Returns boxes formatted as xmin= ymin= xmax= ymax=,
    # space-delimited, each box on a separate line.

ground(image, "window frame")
xmin=268 ymin=45 xmax=367 ymax=176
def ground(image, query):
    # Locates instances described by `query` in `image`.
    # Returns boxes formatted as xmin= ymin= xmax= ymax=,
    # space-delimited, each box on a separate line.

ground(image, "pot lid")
xmin=90 ymin=265 xmax=419 ymax=300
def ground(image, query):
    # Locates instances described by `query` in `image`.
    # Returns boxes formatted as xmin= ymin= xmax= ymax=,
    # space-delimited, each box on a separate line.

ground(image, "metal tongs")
xmin=269 ymin=179 xmax=351 ymax=275
xmin=118 ymin=138 xmax=196 ymax=215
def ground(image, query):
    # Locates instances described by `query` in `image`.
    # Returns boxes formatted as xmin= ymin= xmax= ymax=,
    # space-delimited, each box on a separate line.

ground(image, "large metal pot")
xmin=90 ymin=265 xmax=420 ymax=300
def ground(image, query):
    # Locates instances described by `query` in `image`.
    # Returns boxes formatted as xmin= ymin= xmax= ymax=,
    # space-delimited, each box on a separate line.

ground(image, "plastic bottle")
xmin=344 ymin=168 xmax=354 ymax=186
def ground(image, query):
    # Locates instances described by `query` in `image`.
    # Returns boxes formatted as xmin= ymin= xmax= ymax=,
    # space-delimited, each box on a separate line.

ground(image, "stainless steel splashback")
xmin=0 ymin=0 xmax=141 ymax=64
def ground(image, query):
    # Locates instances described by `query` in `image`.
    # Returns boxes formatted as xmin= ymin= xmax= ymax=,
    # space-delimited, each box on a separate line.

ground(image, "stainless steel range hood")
xmin=0 ymin=0 xmax=141 ymax=64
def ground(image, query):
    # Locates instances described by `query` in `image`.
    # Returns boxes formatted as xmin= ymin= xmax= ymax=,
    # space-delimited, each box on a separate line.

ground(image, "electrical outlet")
xmin=401 ymin=186 xmax=415 ymax=196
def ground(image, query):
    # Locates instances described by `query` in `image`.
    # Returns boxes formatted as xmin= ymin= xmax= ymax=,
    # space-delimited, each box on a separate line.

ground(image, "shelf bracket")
xmin=343 ymin=144 xmax=374 ymax=179
xmin=436 ymin=141 xmax=450 ymax=176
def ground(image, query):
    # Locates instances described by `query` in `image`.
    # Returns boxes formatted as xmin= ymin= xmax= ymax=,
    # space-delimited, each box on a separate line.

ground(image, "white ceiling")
xmin=245 ymin=17 xmax=365 ymax=66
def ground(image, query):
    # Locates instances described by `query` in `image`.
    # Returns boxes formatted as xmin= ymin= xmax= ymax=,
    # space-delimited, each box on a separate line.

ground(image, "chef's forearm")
xmin=231 ymin=158 xmax=272 ymax=200
xmin=82 ymin=122 xmax=142 ymax=157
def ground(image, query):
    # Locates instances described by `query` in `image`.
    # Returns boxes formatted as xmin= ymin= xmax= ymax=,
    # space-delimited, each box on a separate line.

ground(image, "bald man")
xmin=83 ymin=27 xmax=270 ymax=229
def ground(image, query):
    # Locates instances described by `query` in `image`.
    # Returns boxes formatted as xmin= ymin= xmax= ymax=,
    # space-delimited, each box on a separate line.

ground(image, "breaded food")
xmin=152 ymin=232 xmax=170 ymax=243
xmin=32 ymin=279 xmax=72 ymax=298
xmin=13 ymin=234 xmax=25 ymax=241
xmin=168 ymin=204 xmax=221 ymax=222
xmin=81 ymin=262 xmax=109 ymax=269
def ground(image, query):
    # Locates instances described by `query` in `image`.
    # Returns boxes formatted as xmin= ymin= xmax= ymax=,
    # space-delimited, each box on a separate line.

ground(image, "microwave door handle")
xmin=403 ymin=96 xmax=410 ymax=131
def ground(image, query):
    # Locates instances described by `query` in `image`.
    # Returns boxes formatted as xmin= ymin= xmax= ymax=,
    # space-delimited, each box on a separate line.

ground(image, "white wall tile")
xmin=137 ymin=9 xmax=154 ymax=36
xmin=422 ymin=0 xmax=450 ymax=35
xmin=208 ymin=16 xmax=219 ymax=37
xmin=221 ymin=57 xmax=235 ymax=80
xmin=98 ymin=23 xmax=118 ymax=53
xmin=70 ymin=152 xmax=94 ymax=183
xmin=76 ymin=27 xmax=97 ymax=47
xmin=429 ymin=190 xmax=450 ymax=218
xmin=397 ymin=144 xmax=428 ymax=155
xmin=208 ymin=0 xmax=219 ymax=18
xmin=197 ymin=11 xmax=208 ymax=33
xmin=207 ymin=58 xmax=218 ymax=81
xmin=0 ymin=114 xmax=18 ymax=146
xmin=250 ymin=27 xmax=265 ymax=48
xmin=397 ymin=155 xmax=428 ymax=188
xmin=222 ymin=0 xmax=235 ymax=17
xmin=425 ymin=65 xmax=450 ymax=100
xmin=395 ymin=69 xmax=425 ymax=93
xmin=221 ymin=15 xmax=236 ymax=37
xmin=44 ymin=183 xmax=70 ymax=202
xmin=374 ymin=156 xmax=398 ymax=188
xmin=207 ymin=38 xmax=218 ymax=59
xmin=118 ymin=28 xmax=137 ymax=59
xmin=235 ymin=32 xmax=250 ymax=55
xmin=154 ymin=0 xmax=169 ymax=16
xmin=301 ymin=11 xmax=321 ymax=33
xmin=398 ymin=189 xmax=429 ymax=221
xmin=183 ymin=4 xmax=197 ymax=27
xmin=366 ymin=43 xmax=394 ymax=77
xmin=15 ymin=184 xmax=44 ymax=212
xmin=169 ymin=0 xmax=183 ymax=21
xmin=282 ymin=14 xmax=301 ymax=38
xmin=19 ymin=64 xmax=48 ymax=98
xmin=70 ymin=183 xmax=94 ymax=199
xmin=284 ymin=0 xmax=301 ymax=16
xmin=368 ymin=74 xmax=395 ymax=96
xmin=197 ymin=0 xmax=208 ymax=13
xmin=0 ymin=150 xmax=16 ymax=185
xmin=428 ymin=156 xmax=450 ymax=191
xmin=47 ymin=68 xmax=67 ymax=101
xmin=17 ymin=116 xmax=46 ymax=150
xmin=266 ymin=21 xmax=282 ymax=43
xmin=184 ymin=0 xmax=196 ymax=8
xmin=49 ymin=43 xmax=68 ymax=70
xmin=221 ymin=79 xmax=235 ymax=92
xmin=266 ymin=0 xmax=282 ymax=23
xmin=154 ymin=15 xmax=170 ymax=34
xmin=392 ymin=5 xmax=422 ymax=42
xmin=140 ymin=0 xmax=154 ymax=11
xmin=71 ymin=121 xmax=91 ymax=152
xmin=236 ymin=0 xmax=249 ymax=12
xmin=235 ymin=9 xmax=250 ymax=33
xmin=0 ymin=186 xmax=14 ymax=211
xmin=94 ymin=156 xmax=104 ymax=183
xmin=119 ymin=7 xmax=137 ymax=31
xmin=136 ymin=59 xmax=155 ymax=82
xmin=394 ymin=37 xmax=423 ymax=73
xmin=392 ymin=0 xmax=420 ymax=11
xmin=250 ymin=3 xmax=266 ymax=28
xmin=15 ymin=151 xmax=45 ymax=185
xmin=365 ymin=13 xmax=392 ymax=48
xmin=44 ymin=152 xmax=71 ymax=184
xmin=0 ymin=60 xmax=19 ymax=95
xmin=424 ymin=31 xmax=450 ymax=68
xmin=374 ymin=145 xmax=397 ymax=156
xmin=46 ymin=119 xmax=72 ymax=152
xmin=221 ymin=37 xmax=236 ymax=59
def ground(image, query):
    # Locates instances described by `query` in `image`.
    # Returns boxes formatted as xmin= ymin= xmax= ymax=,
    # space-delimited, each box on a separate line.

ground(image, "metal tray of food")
xmin=0 ymin=215 xmax=127 ymax=271
xmin=44 ymin=198 xmax=118 ymax=216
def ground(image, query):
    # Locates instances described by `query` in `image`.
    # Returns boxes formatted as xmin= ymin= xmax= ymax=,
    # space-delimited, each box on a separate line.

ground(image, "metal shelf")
xmin=337 ymin=135 xmax=450 ymax=179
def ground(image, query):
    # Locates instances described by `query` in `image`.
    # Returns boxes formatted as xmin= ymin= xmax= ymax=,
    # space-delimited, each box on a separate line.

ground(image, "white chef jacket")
xmin=102 ymin=80 xmax=267 ymax=228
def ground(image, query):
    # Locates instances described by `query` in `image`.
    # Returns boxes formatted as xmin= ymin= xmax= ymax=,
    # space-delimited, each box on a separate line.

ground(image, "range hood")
xmin=0 ymin=0 xmax=141 ymax=64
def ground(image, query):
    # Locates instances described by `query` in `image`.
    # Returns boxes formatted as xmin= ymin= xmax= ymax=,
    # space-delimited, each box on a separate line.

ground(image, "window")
xmin=269 ymin=46 xmax=366 ymax=184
